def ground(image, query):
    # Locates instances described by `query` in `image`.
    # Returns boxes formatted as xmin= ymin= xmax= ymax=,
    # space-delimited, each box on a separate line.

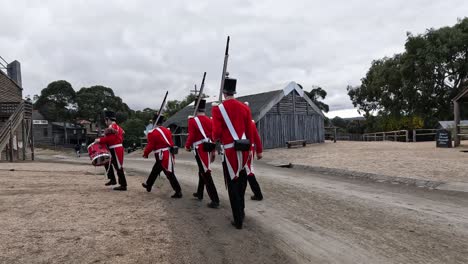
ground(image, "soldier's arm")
xmin=253 ymin=122 xmax=263 ymax=155
xmin=244 ymin=108 xmax=253 ymax=142
xmin=211 ymin=106 xmax=222 ymax=142
xmin=185 ymin=118 xmax=195 ymax=150
xmin=143 ymin=134 xmax=153 ymax=158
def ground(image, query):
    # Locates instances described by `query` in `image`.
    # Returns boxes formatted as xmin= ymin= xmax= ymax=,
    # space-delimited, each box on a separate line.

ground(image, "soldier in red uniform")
xmin=185 ymin=99 xmax=220 ymax=208
xmin=212 ymin=77 xmax=253 ymax=229
xmin=94 ymin=110 xmax=127 ymax=191
xmin=244 ymin=118 xmax=264 ymax=201
xmin=142 ymin=115 xmax=182 ymax=198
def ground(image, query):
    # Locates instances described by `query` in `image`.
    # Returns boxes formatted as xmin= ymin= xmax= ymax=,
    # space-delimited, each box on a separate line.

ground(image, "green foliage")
xmin=375 ymin=115 xmax=424 ymax=131
xmin=34 ymin=80 xmax=77 ymax=121
xmin=130 ymin=108 xmax=157 ymax=125
xmin=76 ymin=85 xmax=131 ymax=123
xmin=121 ymin=118 xmax=146 ymax=147
xmin=348 ymin=18 xmax=468 ymax=128
xmin=331 ymin=116 xmax=347 ymax=128
xmin=165 ymin=93 xmax=198 ymax=117
xmin=298 ymin=84 xmax=330 ymax=113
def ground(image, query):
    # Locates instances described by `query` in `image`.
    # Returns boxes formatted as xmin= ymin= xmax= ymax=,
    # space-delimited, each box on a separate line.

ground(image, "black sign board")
xmin=436 ymin=129 xmax=452 ymax=148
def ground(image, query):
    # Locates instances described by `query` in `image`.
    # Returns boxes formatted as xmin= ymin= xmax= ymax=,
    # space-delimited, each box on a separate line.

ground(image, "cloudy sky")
xmin=1 ymin=0 xmax=467 ymax=117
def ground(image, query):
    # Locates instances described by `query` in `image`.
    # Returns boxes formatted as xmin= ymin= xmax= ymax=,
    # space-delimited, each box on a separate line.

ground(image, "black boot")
xmin=231 ymin=220 xmax=242 ymax=230
xmin=105 ymin=180 xmax=117 ymax=186
xmin=251 ymin=195 xmax=263 ymax=201
xmin=142 ymin=183 xmax=151 ymax=192
xmin=171 ymin=192 xmax=182 ymax=199
xmin=207 ymin=201 xmax=219 ymax=209
xmin=113 ymin=185 xmax=127 ymax=191
xmin=193 ymin=192 xmax=202 ymax=200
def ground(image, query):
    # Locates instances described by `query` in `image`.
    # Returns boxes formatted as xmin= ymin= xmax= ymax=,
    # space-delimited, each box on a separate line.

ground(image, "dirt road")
xmin=1 ymin=152 xmax=468 ymax=263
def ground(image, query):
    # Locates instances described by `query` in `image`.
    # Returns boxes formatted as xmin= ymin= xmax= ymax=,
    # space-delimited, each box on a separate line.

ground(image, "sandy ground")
xmin=1 ymin=149 xmax=468 ymax=263
xmin=263 ymin=141 xmax=468 ymax=183
xmin=0 ymin=159 xmax=292 ymax=264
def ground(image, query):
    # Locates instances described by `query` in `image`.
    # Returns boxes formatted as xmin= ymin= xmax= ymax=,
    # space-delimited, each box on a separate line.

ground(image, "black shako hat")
xmin=153 ymin=112 xmax=165 ymax=125
xmin=104 ymin=110 xmax=117 ymax=121
xmin=223 ymin=77 xmax=237 ymax=95
xmin=196 ymin=99 xmax=206 ymax=112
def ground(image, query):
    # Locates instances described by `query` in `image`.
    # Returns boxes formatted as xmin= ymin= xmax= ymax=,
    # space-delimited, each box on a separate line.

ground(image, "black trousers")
xmin=223 ymin=161 xmax=248 ymax=227
xmin=105 ymin=149 xmax=127 ymax=187
xmin=247 ymin=175 xmax=263 ymax=199
xmin=146 ymin=160 xmax=181 ymax=194
xmin=194 ymin=152 xmax=219 ymax=203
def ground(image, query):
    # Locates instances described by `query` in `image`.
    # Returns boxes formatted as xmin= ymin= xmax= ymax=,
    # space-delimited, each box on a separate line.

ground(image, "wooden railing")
xmin=362 ymin=130 xmax=409 ymax=142
xmin=0 ymin=101 xmax=24 ymax=157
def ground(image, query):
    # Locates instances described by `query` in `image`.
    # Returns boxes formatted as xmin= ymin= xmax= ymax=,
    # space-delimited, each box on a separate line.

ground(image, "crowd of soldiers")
xmin=94 ymin=76 xmax=263 ymax=229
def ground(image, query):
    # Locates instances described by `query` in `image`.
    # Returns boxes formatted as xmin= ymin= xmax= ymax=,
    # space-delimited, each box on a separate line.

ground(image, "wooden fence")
xmin=362 ymin=130 xmax=409 ymax=142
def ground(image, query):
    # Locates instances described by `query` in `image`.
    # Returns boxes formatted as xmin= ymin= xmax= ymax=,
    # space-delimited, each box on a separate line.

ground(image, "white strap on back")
xmin=194 ymin=117 xmax=208 ymax=140
xmin=156 ymin=127 xmax=171 ymax=146
xmin=218 ymin=103 xmax=239 ymax=140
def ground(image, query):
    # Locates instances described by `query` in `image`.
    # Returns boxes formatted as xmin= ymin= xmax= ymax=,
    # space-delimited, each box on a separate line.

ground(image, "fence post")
xmin=405 ymin=130 xmax=409 ymax=142
xmin=413 ymin=130 xmax=416 ymax=142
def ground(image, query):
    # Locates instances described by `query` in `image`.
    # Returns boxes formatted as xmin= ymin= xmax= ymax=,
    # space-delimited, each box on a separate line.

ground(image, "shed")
xmin=452 ymin=84 xmax=468 ymax=146
xmin=164 ymin=82 xmax=325 ymax=149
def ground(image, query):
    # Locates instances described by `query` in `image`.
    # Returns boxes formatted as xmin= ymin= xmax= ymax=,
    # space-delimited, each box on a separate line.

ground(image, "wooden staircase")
xmin=0 ymin=100 xmax=33 ymax=161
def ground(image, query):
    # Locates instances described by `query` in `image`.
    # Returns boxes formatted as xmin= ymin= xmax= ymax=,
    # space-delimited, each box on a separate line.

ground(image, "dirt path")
xmin=1 ymin=152 xmax=468 ymax=263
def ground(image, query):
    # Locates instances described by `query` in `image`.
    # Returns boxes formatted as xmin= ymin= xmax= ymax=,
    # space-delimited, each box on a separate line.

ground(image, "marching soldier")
xmin=95 ymin=110 xmax=127 ymax=191
xmin=244 ymin=118 xmax=264 ymax=201
xmin=185 ymin=99 xmax=220 ymax=208
xmin=142 ymin=114 xmax=182 ymax=198
xmin=212 ymin=77 xmax=253 ymax=229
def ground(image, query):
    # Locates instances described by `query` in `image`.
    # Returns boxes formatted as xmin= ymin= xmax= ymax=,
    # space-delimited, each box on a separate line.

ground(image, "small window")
xmin=43 ymin=128 xmax=48 ymax=137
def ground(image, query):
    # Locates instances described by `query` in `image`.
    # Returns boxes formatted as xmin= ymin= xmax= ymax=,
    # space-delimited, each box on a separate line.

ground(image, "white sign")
xmin=33 ymin=120 xmax=48 ymax=125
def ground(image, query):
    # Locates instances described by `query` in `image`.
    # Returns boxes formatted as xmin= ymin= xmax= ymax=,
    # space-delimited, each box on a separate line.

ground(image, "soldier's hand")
xmin=142 ymin=154 xmax=148 ymax=159
xmin=257 ymin=152 xmax=263 ymax=160
xmin=185 ymin=147 xmax=191 ymax=152
xmin=94 ymin=138 xmax=100 ymax=143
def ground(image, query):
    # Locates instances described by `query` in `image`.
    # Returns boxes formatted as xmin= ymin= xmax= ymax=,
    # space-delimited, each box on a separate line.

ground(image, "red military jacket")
xmin=143 ymin=126 xmax=174 ymax=157
xmin=212 ymin=98 xmax=253 ymax=179
xmin=99 ymin=123 xmax=124 ymax=146
xmin=212 ymin=98 xmax=253 ymax=145
xmin=251 ymin=120 xmax=263 ymax=155
xmin=185 ymin=115 xmax=213 ymax=149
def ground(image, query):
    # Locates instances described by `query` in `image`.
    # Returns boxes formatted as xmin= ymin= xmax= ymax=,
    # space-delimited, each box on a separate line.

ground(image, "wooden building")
xmin=164 ymin=82 xmax=325 ymax=149
xmin=32 ymin=110 xmax=87 ymax=147
xmin=452 ymin=84 xmax=468 ymax=146
xmin=0 ymin=59 xmax=34 ymax=161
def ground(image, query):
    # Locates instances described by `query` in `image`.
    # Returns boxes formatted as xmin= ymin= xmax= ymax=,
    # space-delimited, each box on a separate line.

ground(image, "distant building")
xmin=32 ymin=110 xmax=87 ymax=147
xmin=164 ymin=82 xmax=325 ymax=149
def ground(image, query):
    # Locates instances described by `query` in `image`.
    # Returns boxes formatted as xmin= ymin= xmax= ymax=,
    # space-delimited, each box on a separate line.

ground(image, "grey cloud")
xmin=1 ymin=0 xmax=467 ymax=112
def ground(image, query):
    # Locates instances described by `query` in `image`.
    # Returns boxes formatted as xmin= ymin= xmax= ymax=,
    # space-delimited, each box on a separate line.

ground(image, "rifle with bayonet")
xmin=193 ymin=72 xmax=207 ymax=116
xmin=153 ymin=91 xmax=168 ymax=127
xmin=218 ymin=36 xmax=230 ymax=103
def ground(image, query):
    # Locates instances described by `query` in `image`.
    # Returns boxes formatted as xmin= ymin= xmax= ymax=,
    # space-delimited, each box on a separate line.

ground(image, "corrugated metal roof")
xmin=164 ymin=89 xmax=283 ymax=128
xmin=164 ymin=81 xmax=325 ymax=128
xmin=438 ymin=120 xmax=468 ymax=129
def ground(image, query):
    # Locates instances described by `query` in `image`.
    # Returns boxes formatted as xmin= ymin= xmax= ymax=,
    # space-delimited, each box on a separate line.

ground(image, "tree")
xmin=298 ymin=84 xmax=329 ymax=113
xmin=121 ymin=118 xmax=146 ymax=147
xmin=348 ymin=18 xmax=468 ymax=128
xmin=331 ymin=116 xmax=347 ymax=128
xmin=76 ymin=85 xmax=130 ymax=124
xmin=305 ymin=85 xmax=330 ymax=113
xmin=34 ymin=80 xmax=77 ymax=143
xmin=165 ymin=93 xmax=198 ymax=117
